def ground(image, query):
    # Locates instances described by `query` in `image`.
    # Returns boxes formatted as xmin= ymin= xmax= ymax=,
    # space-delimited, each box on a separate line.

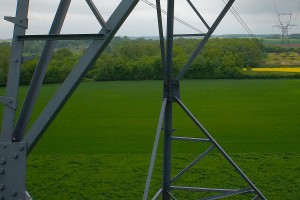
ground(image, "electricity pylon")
xmin=0 ymin=0 xmax=266 ymax=199
xmin=143 ymin=0 xmax=266 ymax=199
xmin=273 ymin=13 xmax=297 ymax=47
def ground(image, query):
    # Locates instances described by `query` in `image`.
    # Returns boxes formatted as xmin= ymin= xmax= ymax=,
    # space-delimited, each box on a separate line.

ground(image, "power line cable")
xmin=222 ymin=0 xmax=254 ymax=36
xmin=140 ymin=0 xmax=205 ymax=34
xmin=222 ymin=0 xmax=257 ymax=38
xmin=142 ymin=0 xmax=257 ymax=38
xmin=272 ymin=0 xmax=281 ymax=24
xmin=231 ymin=5 xmax=254 ymax=35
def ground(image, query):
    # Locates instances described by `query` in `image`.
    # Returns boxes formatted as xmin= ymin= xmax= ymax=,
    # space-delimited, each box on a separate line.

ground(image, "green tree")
xmin=214 ymin=52 xmax=242 ymax=78
xmin=0 ymin=43 xmax=10 ymax=86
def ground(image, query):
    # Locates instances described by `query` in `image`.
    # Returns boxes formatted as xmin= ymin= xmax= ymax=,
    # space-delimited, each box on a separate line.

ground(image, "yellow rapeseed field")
xmin=244 ymin=68 xmax=300 ymax=73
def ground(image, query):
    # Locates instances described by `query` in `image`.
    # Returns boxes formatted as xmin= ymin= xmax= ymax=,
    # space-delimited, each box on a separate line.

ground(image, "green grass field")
xmin=262 ymin=38 xmax=300 ymax=48
xmin=1 ymin=80 xmax=299 ymax=199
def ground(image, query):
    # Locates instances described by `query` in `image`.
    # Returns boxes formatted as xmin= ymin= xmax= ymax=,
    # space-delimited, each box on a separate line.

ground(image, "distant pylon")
xmin=273 ymin=12 xmax=297 ymax=48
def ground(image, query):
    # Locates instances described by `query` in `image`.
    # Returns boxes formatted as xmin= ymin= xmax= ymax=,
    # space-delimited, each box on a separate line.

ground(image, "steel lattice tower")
xmin=273 ymin=13 xmax=297 ymax=47
xmin=0 ymin=0 xmax=266 ymax=199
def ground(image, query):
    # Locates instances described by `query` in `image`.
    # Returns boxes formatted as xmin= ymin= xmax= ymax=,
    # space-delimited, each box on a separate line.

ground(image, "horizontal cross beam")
xmin=17 ymin=34 xmax=105 ymax=41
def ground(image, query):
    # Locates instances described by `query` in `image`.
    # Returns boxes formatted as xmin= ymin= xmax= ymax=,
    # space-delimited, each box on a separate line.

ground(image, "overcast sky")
xmin=0 ymin=0 xmax=300 ymax=39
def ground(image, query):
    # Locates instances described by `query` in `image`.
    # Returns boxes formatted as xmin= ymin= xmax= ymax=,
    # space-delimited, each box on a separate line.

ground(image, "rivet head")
xmin=13 ymin=153 xmax=18 ymax=159
xmin=2 ymin=144 xmax=7 ymax=149
xmin=15 ymin=59 xmax=19 ymax=63
xmin=0 ymin=169 xmax=5 ymax=174
xmin=18 ymin=145 xmax=24 ymax=151
xmin=11 ymin=190 xmax=17 ymax=197
xmin=0 ymin=159 xmax=5 ymax=165
xmin=0 ymin=184 xmax=5 ymax=191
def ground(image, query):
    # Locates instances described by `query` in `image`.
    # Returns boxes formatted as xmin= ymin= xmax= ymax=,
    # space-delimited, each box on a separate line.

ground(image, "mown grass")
xmin=14 ymin=79 xmax=298 ymax=154
xmin=1 ymin=80 xmax=299 ymax=199
xmin=26 ymin=153 xmax=300 ymax=199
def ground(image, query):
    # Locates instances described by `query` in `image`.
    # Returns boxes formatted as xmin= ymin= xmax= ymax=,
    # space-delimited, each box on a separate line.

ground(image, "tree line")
xmin=264 ymin=45 xmax=300 ymax=53
xmin=0 ymin=37 xmax=265 ymax=85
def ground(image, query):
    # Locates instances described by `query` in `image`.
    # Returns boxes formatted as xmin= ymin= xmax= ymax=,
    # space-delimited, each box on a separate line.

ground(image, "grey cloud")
xmin=1 ymin=0 xmax=300 ymax=39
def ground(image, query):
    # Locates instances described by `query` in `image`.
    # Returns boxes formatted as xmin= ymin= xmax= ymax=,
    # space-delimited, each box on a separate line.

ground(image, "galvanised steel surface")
xmin=0 ymin=0 xmax=139 ymax=199
xmin=0 ymin=142 xmax=26 ymax=200
xmin=1 ymin=0 xmax=29 ymax=142
xmin=143 ymin=0 xmax=266 ymax=199
xmin=161 ymin=0 xmax=175 ymax=199
xmin=14 ymin=0 xmax=72 ymax=142
xmin=0 ymin=0 xmax=266 ymax=199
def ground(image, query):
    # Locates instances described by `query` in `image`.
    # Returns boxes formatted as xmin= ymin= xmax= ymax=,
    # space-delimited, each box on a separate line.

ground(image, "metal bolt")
xmin=13 ymin=153 xmax=18 ymax=159
xmin=19 ymin=20 xmax=23 ymax=23
xmin=18 ymin=145 xmax=24 ymax=151
xmin=15 ymin=59 xmax=19 ymax=63
xmin=11 ymin=190 xmax=17 ymax=197
xmin=0 ymin=184 xmax=5 ymax=191
xmin=0 ymin=159 xmax=5 ymax=165
xmin=2 ymin=144 xmax=7 ymax=149
xmin=0 ymin=169 xmax=5 ymax=174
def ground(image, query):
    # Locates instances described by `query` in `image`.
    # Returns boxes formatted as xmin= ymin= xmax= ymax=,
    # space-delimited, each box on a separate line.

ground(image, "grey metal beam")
xmin=14 ymin=0 xmax=72 ymax=142
xmin=144 ymin=2 xmax=168 ymax=199
xmin=170 ymin=186 xmax=243 ymax=193
xmin=175 ymin=97 xmax=266 ymax=199
xmin=170 ymin=186 xmax=256 ymax=199
xmin=85 ymin=0 xmax=110 ymax=32
xmin=152 ymin=188 xmax=162 ymax=200
xmin=163 ymin=0 xmax=175 ymax=199
xmin=168 ymin=192 xmax=177 ymax=200
xmin=17 ymin=33 xmax=105 ymax=41
xmin=25 ymin=190 xmax=32 ymax=200
xmin=0 ymin=0 xmax=30 ymax=142
xmin=143 ymin=98 xmax=167 ymax=200
xmin=171 ymin=136 xmax=210 ymax=142
xmin=201 ymin=188 xmax=254 ymax=200
xmin=23 ymin=0 xmax=139 ymax=154
xmin=173 ymin=34 xmax=206 ymax=37
xmin=170 ymin=145 xmax=214 ymax=183
xmin=175 ymin=0 xmax=235 ymax=82
xmin=186 ymin=0 xmax=210 ymax=30
xmin=155 ymin=0 xmax=167 ymax=86
xmin=252 ymin=195 xmax=260 ymax=200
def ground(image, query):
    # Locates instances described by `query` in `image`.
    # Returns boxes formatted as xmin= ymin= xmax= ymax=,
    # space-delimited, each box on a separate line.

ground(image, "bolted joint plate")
xmin=0 ymin=142 xmax=27 ymax=200
xmin=0 ymin=97 xmax=17 ymax=110
xmin=4 ymin=17 xmax=28 ymax=29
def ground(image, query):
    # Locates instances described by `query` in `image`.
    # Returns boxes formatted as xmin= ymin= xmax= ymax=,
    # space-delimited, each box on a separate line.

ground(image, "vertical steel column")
xmin=0 ymin=0 xmax=30 ymax=141
xmin=162 ymin=0 xmax=175 ymax=199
